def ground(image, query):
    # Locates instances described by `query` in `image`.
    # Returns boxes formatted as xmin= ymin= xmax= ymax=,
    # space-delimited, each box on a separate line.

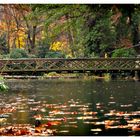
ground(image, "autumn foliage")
xmin=0 ymin=4 xmax=139 ymax=58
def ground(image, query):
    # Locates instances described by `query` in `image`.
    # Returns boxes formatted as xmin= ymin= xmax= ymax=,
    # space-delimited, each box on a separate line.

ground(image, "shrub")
xmin=36 ymin=45 xmax=49 ymax=58
xmin=0 ymin=76 xmax=9 ymax=91
xmin=28 ymin=54 xmax=37 ymax=58
xmin=112 ymin=48 xmax=136 ymax=57
xmin=1 ymin=54 xmax=10 ymax=59
xmin=35 ymin=40 xmax=50 ymax=58
xmin=45 ymin=51 xmax=65 ymax=58
xmin=0 ymin=82 xmax=9 ymax=91
xmin=10 ymin=48 xmax=28 ymax=59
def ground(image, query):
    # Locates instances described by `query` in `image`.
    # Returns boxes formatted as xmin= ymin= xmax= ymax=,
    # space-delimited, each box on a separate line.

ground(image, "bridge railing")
xmin=0 ymin=58 xmax=140 ymax=73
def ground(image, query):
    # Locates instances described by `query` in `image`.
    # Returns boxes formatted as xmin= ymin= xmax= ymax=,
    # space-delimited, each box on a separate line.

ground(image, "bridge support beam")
xmin=110 ymin=73 xmax=117 ymax=80
xmin=98 ymin=72 xmax=103 ymax=77
xmin=134 ymin=71 xmax=140 ymax=81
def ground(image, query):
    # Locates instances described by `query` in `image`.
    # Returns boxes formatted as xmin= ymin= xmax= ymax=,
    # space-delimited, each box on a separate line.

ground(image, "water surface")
xmin=0 ymin=79 xmax=140 ymax=136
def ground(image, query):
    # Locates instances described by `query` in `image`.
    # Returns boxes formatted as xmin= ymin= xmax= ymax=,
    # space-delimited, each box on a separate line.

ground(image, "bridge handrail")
xmin=0 ymin=57 xmax=140 ymax=73
xmin=0 ymin=57 xmax=140 ymax=61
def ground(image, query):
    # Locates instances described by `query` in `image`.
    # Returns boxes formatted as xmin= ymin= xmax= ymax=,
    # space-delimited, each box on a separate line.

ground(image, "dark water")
xmin=0 ymin=79 xmax=140 ymax=136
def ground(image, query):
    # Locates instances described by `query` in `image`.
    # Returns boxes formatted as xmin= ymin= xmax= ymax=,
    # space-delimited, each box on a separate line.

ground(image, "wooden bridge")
xmin=0 ymin=58 xmax=140 ymax=75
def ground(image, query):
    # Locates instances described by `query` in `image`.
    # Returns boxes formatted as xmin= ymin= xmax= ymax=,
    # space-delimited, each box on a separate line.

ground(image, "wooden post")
xmin=110 ymin=73 xmax=117 ymax=80
xmin=99 ymin=72 xmax=103 ymax=77
xmin=134 ymin=71 xmax=140 ymax=81
xmin=135 ymin=55 xmax=140 ymax=81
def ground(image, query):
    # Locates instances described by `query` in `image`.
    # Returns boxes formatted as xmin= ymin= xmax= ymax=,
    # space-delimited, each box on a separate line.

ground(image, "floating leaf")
xmin=83 ymin=121 xmax=95 ymax=124
xmin=77 ymin=116 xmax=94 ymax=120
xmin=0 ymin=114 xmax=9 ymax=118
xmin=69 ymin=121 xmax=77 ymax=124
xmin=59 ymin=130 xmax=69 ymax=133
xmin=120 ymin=104 xmax=133 ymax=107
xmin=91 ymin=128 xmax=102 ymax=132
xmin=0 ymin=118 xmax=7 ymax=122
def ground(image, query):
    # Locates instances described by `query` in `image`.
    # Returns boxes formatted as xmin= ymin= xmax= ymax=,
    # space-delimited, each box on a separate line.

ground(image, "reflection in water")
xmin=0 ymin=79 xmax=140 ymax=136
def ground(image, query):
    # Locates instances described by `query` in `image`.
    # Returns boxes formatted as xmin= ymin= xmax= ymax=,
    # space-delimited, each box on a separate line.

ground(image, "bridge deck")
xmin=0 ymin=58 xmax=140 ymax=74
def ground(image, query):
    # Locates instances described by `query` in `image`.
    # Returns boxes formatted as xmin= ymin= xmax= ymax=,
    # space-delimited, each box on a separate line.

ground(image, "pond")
xmin=0 ymin=79 xmax=140 ymax=136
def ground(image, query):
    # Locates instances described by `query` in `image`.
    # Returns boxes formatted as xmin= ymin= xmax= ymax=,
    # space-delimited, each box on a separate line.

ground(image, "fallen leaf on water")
xmin=59 ymin=130 xmax=69 ymax=133
xmin=132 ymin=125 xmax=140 ymax=131
xmin=69 ymin=121 xmax=77 ymax=124
xmin=0 ymin=118 xmax=7 ymax=122
xmin=83 ymin=111 xmax=97 ymax=115
xmin=0 ymin=114 xmax=9 ymax=118
xmin=61 ymin=124 xmax=78 ymax=128
xmin=41 ymin=121 xmax=61 ymax=127
xmin=40 ymin=108 xmax=46 ymax=112
xmin=120 ymin=104 xmax=133 ymax=107
xmin=83 ymin=121 xmax=95 ymax=124
xmin=108 ymin=102 xmax=116 ymax=104
xmin=33 ymin=114 xmax=43 ymax=120
xmin=95 ymin=122 xmax=105 ymax=125
xmin=91 ymin=128 xmax=102 ymax=132
xmin=77 ymin=116 xmax=94 ymax=120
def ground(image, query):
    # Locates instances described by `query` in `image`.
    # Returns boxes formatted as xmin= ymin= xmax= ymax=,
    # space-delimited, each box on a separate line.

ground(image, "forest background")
xmin=0 ymin=4 xmax=140 ymax=59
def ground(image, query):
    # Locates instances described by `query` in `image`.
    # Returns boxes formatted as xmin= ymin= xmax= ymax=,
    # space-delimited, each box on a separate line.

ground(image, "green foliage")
xmin=0 ymin=34 xmax=8 ymax=54
xmin=35 ymin=41 xmax=50 ymax=58
xmin=1 ymin=54 xmax=10 ymax=59
xmin=28 ymin=54 xmax=37 ymax=58
xmin=115 ymin=16 xmax=131 ymax=41
xmin=0 ymin=76 xmax=9 ymax=92
xmin=0 ymin=82 xmax=9 ymax=91
xmin=131 ymin=9 xmax=140 ymax=45
xmin=69 ymin=16 xmax=86 ymax=57
xmin=89 ymin=52 xmax=99 ymax=58
xmin=37 ymin=4 xmax=88 ymax=58
xmin=112 ymin=48 xmax=136 ymax=57
xmin=30 ymin=4 xmax=140 ymax=57
xmin=36 ymin=45 xmax=49 ymax=58
xmin=47 ymin=72 xmax=59 ymax=76
xmin=1 ymin=4 xmax=140 ymax=58
xmin=84 ymin=7 xmax=116 ymax=57
xmin=10 ymin=48 xmax=28 ymax=59
xmin=45 ymin=51 xmax=66 ymax=58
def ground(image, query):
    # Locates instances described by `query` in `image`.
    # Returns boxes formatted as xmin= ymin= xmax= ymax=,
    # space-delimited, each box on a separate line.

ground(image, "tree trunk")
xmin=32 ymin=25 xmax=37 ymax=50
xmin=65 ymin=14 xmax=75 ymax=57
xmin=132 ymin=23 xmax=140 ymax=54
xmin=19 ymin=7 xmax=36 ymax=53
xmin=7 ymin=30 xmax=10 ymax=53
